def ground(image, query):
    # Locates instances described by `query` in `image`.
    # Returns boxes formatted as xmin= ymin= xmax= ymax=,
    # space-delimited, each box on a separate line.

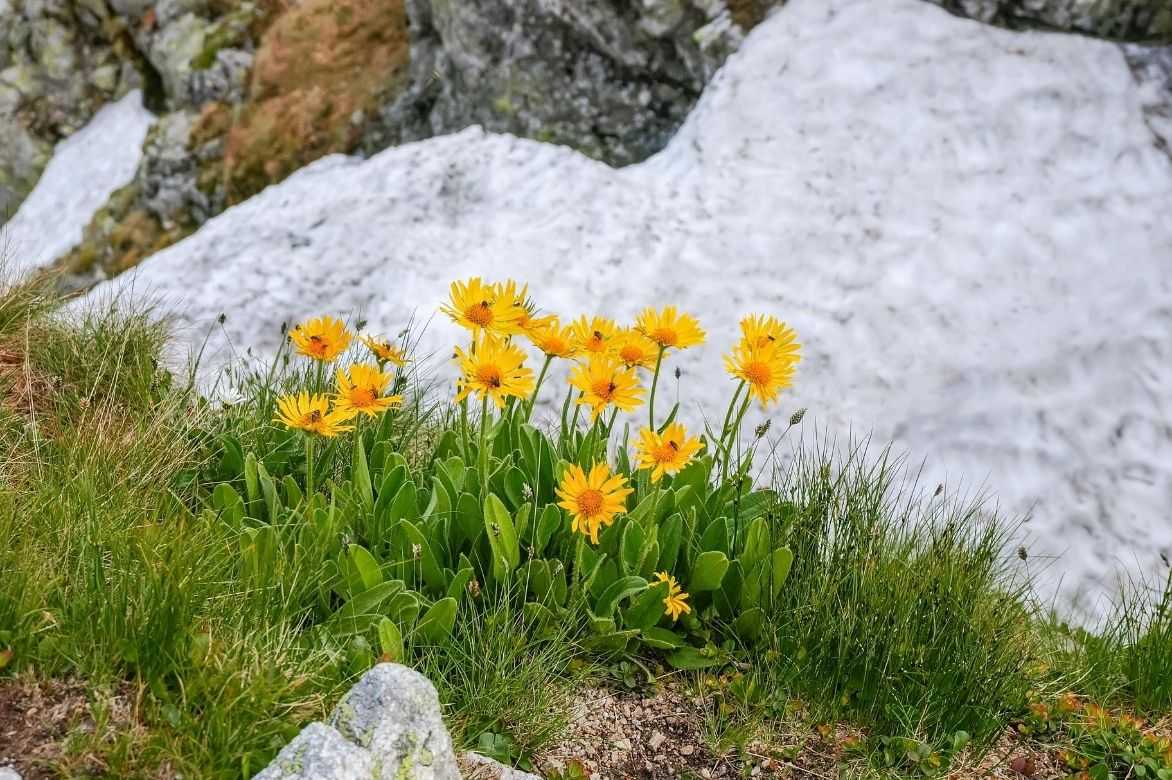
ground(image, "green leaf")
xmin=619 ymin=522 xmax=645 ymax=576
xmin=377 ymin=617 xmax=403 ymax=662
xmin=243 ymin=451 xmax=260 ymax=507
xmin=689 ymin=551 xmax=729 ymax=592
xmin=326 ymin=581 xmax=404 ymax=636
xmin=340 ymin=544 xmax=383 ymax=596
xmin=534 ymin=504 xmax=561 ymax=556
xmin=700 ymin=516 xmax=729 ymax=555
xmin=740 ymin=517 xmax=770 ymax=567
xmin=770 ymin=547 xmax=794 ymax=602
xmin=657 ymin=513 xmax=683 ymax=572
xmin=352 ymin=435 xmax=373 ymax=511
xmin=456 ymin=492 xmax=482 ymax=546
xmin=582 ymin=629 xmax=639 ymax=652
xmin=415 ymin=597 xmax=458 ymax=645
xmin=734 ymin=607 xmax=766 ymax=642
xmin=625 ymin=580 xmax=670 ymax=630
xmin=484 ymin=493 xmax=520 ymax=582
xmin=385 ymin=590 xmax=420 ymax=627
xmin=641 ymin=627 xmax=685 ymax=650
xmin=595 ymin=576 xmax=647 ymax=618
xmin=212 ymin=483 xmax=244 ymax=528
xmin=446 ymin=567 xmax=474 ymax=604
xmin=666 ymin=646 xmax=725 ymax=670
xmin=398 ymin=520 xmax=446 ymax=592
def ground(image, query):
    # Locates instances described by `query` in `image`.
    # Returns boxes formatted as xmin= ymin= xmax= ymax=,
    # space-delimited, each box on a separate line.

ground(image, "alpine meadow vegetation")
xmin=0 ymin=264 xmax=1170 ymax=779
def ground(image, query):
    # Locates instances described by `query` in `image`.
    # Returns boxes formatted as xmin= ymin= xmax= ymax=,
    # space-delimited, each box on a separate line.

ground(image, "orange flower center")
xmin=576 ymin=489 xmax=604 ymax=518
xmin=307 ymin=335 xmax=328 ymax=356
xmin=744 ymin=360 xmax=772 ymax=387
xmin=591 ymin=379 xmax=618 ymax=401
xmin=543 ymin=337 xmax=570 ymax=356
xmin=476 ymin=365 xmax=503 ymax=388
xmin=619 ymin=344 xmax=645 ymax=365
xmin=465 ymin=301 xmax=494 ymax=327
xmin=653 ymin=440 xmax=680 ymax=464
xmin=351 ymin=387 xmax=378 ymax=406
xmin=651 ymin=327 xmax=677 ymax=346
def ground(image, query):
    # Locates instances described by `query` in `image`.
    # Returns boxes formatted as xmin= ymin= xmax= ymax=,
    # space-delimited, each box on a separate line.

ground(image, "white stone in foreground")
xmin=0 ymin=767 xmax=22 ymax=780
xmin=95 ymin=0 xmax=1172 ymax=618
xmin=3 ymin=91 xmax=153 ymax=275
xmin=329 ymin=664 xmax=460 ymax=780
xmin=460 ymin=752 xmax=543 ymax=780
xmin=253 ymin=723 xmax=375 ymax=780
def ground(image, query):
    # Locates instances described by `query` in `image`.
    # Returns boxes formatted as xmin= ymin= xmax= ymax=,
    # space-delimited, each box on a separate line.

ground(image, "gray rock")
xmin=460 ymin=752 xmax=544 ymax=780
xmin=143 ymin=12 xmax=210 ymax=106
xmin=328 ymin=664 xmax=460 ymax=780
xmin=367 ymin=0 xmax=744 ymax=166
xmin=0 ymin=767 xmax=22 ymax=780
xmin=253 ymin=723 xmax=375 ymax=780
xmin=924 ymin=0 xmax=1172 ymax=41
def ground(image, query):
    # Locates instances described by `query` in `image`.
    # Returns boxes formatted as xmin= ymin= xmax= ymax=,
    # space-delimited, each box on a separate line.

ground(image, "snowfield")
xmin=29 ymin=0 xmax=1172 ymax=616
xmin=4 ymin=91 xmax=153 ymax=274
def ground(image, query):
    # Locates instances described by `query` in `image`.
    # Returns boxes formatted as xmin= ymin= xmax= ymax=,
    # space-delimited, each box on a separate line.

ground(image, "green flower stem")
xmin=460 ymin=396 xmax=470 ymax=460
xmin=305 ymin=434 xmax=316 ymax=499
xmin=478 ymin=394 xmax=490 ymax=500
xmin=647 ymin=346 xmax=666 ymax=429
xmin=525 ymin=354 xmax=553 ymax=421
xmin=720 ymin=394 xmax=752 ymax=486
xmin=572 ymin=534 xmax=586 ymax=596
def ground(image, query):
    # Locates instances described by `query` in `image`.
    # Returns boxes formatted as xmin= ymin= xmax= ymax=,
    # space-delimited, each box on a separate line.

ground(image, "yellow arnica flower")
xmin=528 ymin=318 xmax=579 ymax=359
xmin=655 ymin=572 xmax=691 ymax=620
xmin=635 ymin=306 xmax=705 ymax=350
xmin=740 ymin=315 xmax=801 ymax=365
xmin=290 ymin=316 xmax=352 ymax=362
xmin=555 ymin=463 xmax=633 ymax=545
xmin=609 ymin=328 xmax=659 ymax=370
xmin=635 ymin=422 xmax=704 ymax=483
xmin=440 ymin=277 xmax=526 ymax=335
xmin=454 ymin=334 xmax=535 ymax=409
xmin=571 ymin=315 xmax=618 ymax=355
xmin=275 ymin=392 xmax=356 ymax=437
xmin=360 ymin=335 xmax=408 ymax=368
xmin=568 ymin=355 xmax=645 ymax=421
xmin=334 ymin=364 xmax=403 ymax=418
xmin=724 ymin=341 xmax=796 ymax=407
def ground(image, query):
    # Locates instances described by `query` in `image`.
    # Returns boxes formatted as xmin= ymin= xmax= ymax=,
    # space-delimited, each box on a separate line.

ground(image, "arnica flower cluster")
xmin=440 ymin=277 xmax=801 ymax=621
xmin=276 ymin=315 xmax=408 ymax=437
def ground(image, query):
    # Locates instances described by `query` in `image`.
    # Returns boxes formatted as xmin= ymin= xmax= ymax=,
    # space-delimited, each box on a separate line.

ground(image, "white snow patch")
xmin=4 ymin=91 xmax=154 ymax=275
xmin=93 ymin=0 xmax=1172 ymax=617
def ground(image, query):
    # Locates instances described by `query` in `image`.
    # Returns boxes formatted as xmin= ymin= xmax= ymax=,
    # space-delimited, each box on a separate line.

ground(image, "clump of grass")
xmin=768 ymin=441 xmax=1037 ymax=744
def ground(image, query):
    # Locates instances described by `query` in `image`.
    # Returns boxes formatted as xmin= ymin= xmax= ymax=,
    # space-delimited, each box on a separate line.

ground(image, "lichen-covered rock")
xmin=253 ymin=723 xmax=376 ymax=780
xmin=368 ymin=0 xmax=744 ymax=165
xmin=328 ymin=664 xmax=460 ymax=780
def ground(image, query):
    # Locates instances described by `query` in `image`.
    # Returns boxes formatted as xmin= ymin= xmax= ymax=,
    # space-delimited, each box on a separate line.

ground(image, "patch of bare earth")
xmin=534 ymin=682 xmax=843 ymax=779
xmin=0 ymin=676 xmax=142 ymax=779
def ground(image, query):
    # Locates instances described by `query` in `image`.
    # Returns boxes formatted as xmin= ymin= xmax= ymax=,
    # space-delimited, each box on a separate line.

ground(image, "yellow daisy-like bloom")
xmin=568 ymin=355 xmax=645 ymax=421
xmin=739 ymin=315 xmax=801 ymax=365
xmin=334 ymin=363 xmax=403 ymax=418
xmin=440 ymin=277 xmax=526 ymax=335
xmin=289 ymin=316 xmax=352 ymax=362
xmin=654 ymin=572 xmax=691 ymax=620
xmin=609 ymin=328 xmax=660 ymax=370
xmin=571 ymin=315 xmax=618 ymax=355
xmin=555 ymin=463 xmax=633 ymax=545
xmin=635 ymin=306 xmax=705 ymax=351
xmin=528 ymin=318 xmax=579 ymax=359
xmin=454 ymin=334 xmax=535 ymax=409
xmin=635 ymin=422 xmax=704 ymax=483
xmin=274 ymin=392 xmax=356 ymax=437
xmin=360 ymin=335 xmax=408 ymax=368
xmin=723 ymin=340 xmax=797 ymax=407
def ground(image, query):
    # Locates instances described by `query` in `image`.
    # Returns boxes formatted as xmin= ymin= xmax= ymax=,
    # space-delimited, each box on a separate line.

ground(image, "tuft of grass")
xmin=766 ymin=441 xmax=1037 ymax=744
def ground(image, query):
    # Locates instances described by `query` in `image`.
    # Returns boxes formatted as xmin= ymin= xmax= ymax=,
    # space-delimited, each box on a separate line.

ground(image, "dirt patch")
xmin=0 ymin=676 xmax=139 ymax=779
xmin=533 ymin=681 xmax=838 ymax=779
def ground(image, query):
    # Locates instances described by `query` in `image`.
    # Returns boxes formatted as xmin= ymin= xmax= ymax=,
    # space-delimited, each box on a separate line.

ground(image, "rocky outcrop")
xmin=367 ymin=0 xmax=743 ymax=166
xmin=0 ymin=0 xmax=145 ymax=219
xmin=924 ymin=0 xmax=1172 ymax=42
